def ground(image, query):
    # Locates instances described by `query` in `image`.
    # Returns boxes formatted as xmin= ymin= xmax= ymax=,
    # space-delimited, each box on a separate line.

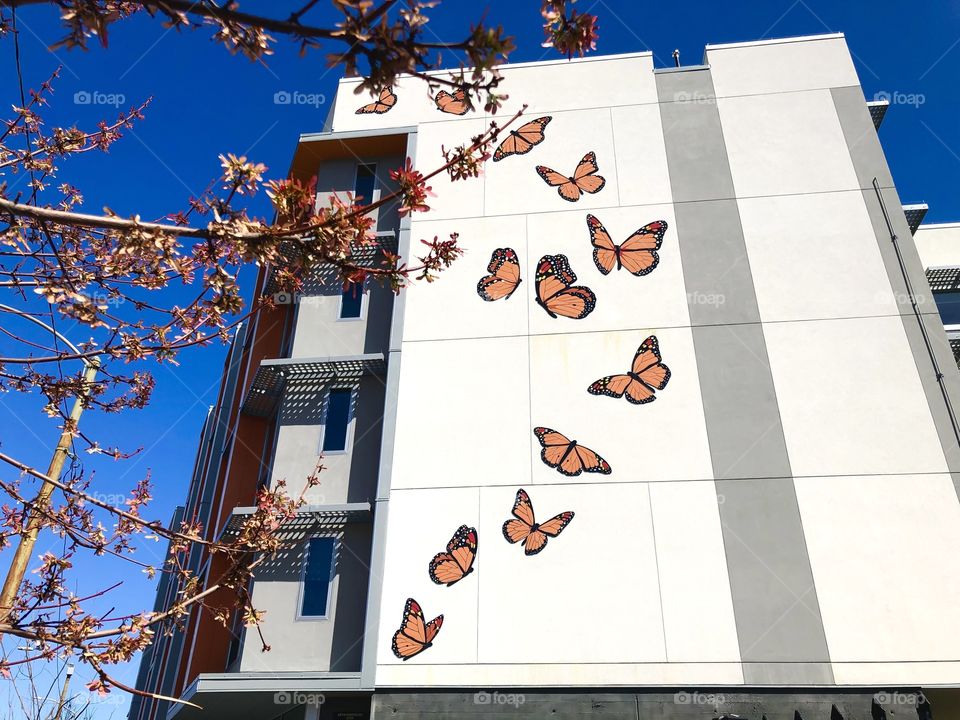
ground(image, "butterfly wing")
xmin=533 ymin=427 xmax=574 ymax=470
xmin=428 ymin=525 xmax=478 ymax=586
xmin=617 ymin=220 xmax=667 ymax=276
xmin=525 ymin=510 xmax=574 ymax=556
xmin=356 ymin=86 xmax=396 ymax=114
xmin=535 ymin=255 xmax=596 ymax=320
xmin=557 ymin=182 xmax=583 ymax=202
xmin=523 ymin=530 xmax=549 ymax=556
xmin=622 ymin=335 xmax=671 ymax=404
xmin=573 ymin=444 xmax=612 ymax=474
xmin=538 ymin=511 xmax=575 ymax=537
xmin=502 ymin=488 xmax=535 ymax=545
xmin=587 ymin=214 xmax=617 ymax=275
xmin=435 ymin=88 xmax=469 ymax=115
xmin=493 ymin=117 xmax=551 ymax=161
xmin=572 ymin=151 xmax=606 ymax=195
xmin=493 ymin=134 xmax=521 ymax=163
xmin=587 ymin=374 xmax=632 ymax=399
xmin=535 ymin=165 xmax=580 ymax=202
xmin=424 ymin=614 xmax=443 ymax=644
xmin=502 ymin=518 xmax=532 ymax=545
xmin=392 ymin=598 xmax=442 ymax=660
xmin=555 ymin=441 xmax=611 ymax=477
xmin=477 ymin=248 xmax=522 ymax=301
xmin=510 ymin=488 xmax=536 ymax=526
xmin=544 ymin=286 xmax=596 ymax=320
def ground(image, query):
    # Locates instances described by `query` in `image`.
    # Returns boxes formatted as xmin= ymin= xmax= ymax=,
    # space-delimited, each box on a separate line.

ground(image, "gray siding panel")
xmin=657 ymin=68 xmax=832 ymax=685
xmin=832 ymin=91 xmax=960 ymax=495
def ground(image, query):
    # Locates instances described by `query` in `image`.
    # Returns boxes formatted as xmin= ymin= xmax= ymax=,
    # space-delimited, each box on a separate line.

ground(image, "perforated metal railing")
xmin=219 ymin=503 xmax=372 ymax=542
xmin=867 ymin=99 xmax=889 ymax=130
xmin=926 ymin=267 xmax=960 ymax=293
xmin=264 ymin=231 xmax=399 ymax=296
xmin=240 ymin=354 xmax=386 ymax=418
xmin=903 ymin=204 xmax=929 ymax=235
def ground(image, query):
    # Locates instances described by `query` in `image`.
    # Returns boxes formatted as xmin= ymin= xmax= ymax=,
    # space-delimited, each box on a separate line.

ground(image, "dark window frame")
xmin=338 ymin=279 xmax=365 ymax=320
xmin=353 ymin=163 xmax=378 ymax=205
xmin=298 ymin=536 xmax=337 ymax=619
xmin=320 ymin=387 xmax=354 ymax=454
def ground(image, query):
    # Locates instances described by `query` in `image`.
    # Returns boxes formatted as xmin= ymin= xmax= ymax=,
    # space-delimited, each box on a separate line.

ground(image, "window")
xmin=321 ymin=388 xmax=353 ymax=452
xmin=353 ymin=163 xmax=377 ymax=205
xmin=300 ymin=537 xmax=336 ymax=618
xmin=934 ymin=291 xmax=960 ymax=326
xmin=339 ymin=280 xmax=364 ymax=319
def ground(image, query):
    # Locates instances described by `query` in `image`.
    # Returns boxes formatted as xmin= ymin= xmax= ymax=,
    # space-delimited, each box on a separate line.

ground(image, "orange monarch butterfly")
xmin=502 ymin=488 xmax=575 ymax=556
xmin=492 ymin=116 xmax=552 ymax=162
xmin=588 ymin=335 xmax=671 ymax=405
xmin=588 ymin=214 xmax=668 ymax=276
xmin=391 ymin=598 xmax=443 ymax=661
xmin=477 ymin=248 xmax=522 ymax=301
xmin=536 ymin=151 xmax=606 ymax=202
xmin=428 ymin=525 xmax=477 ymax=586
xmin=533 ymin=426 xmax=612 ymax=476
xmin=355 ymin=86 xmax=397 ymax=115
xmin=435 ymin=87 xmax=470 ymax=115
xmin=535 ymin=254 xmax=596 ymax=320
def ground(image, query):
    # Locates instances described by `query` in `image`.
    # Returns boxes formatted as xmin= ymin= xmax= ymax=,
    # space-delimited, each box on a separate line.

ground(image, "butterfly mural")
xmin=429 ymin=525 xmax=478 ymax=586
xmin=492 ymin=116 xmax=552 ymax=162
xmin=535 ymin=254 xmax=596 ymax=320
xmin=355 ymin=86 xmax=397 ymax=115
xmin=477 ymin=248 xmax=522 ymax=302
xmin=502 ymin=488 xmax=575 ymax=556
xmin=391 ymin=598 xmax=443 ymax=661
xmin=588 ymin=214 xmax=668 ymax=276
xmin=536 ymin=151 xmax=606 ymax=202
xmin=435 ymin=87 xmax=470 ymax=115
xmin=533 ymin=427 xmax=611 ymax=476
xmin=588 ymin=336 xmax=671 ymax=405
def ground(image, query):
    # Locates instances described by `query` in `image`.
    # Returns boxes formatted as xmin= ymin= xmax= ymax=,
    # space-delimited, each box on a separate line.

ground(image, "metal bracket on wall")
xmin=873 ymin=177 xmax=960 ymax=449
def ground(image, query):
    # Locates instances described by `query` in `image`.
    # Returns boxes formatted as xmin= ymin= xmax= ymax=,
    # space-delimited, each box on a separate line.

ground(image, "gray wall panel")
xmin=831 ymin=86 xmax=894 ymax=190
xmin=831 ymin=92 xmax=960 ymax=494
xmin=657 ymin=67 xmax=832 ymax=685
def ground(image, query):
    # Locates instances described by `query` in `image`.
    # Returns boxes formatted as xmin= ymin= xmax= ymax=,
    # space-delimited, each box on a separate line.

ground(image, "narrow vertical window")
xmin=322 ymin=388 xmax=352 ymax=452
xmin=300 ymin=537 xmax=336 ymax=618
xmin=354 ymin=163 xmax=377 ymax=204
xmin=339 ymin=280 xmax=364 ymax=319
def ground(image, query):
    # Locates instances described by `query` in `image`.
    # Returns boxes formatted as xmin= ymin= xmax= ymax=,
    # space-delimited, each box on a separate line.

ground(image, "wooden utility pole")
xmin=0 ymin=359 xmax=99 ymax=623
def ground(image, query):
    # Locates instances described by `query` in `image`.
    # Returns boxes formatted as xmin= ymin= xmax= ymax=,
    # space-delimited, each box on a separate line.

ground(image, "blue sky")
xmin=1 ymin=0 xmax=959 ymax=715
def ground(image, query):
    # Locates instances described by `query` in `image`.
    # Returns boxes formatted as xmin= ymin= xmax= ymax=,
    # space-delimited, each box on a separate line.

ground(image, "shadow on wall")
xmin=253 ymin=524 xmax=372 ymax=672
xmin=346 ymin=376 xmax=385 ymax=503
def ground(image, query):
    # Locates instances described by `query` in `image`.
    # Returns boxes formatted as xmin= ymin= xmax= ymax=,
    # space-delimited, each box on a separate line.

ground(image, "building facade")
xmin=130 ymin=33 xmax=960 ymax=720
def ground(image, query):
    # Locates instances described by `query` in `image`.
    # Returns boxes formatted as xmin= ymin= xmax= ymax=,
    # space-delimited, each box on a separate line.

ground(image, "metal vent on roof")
xmin=240 ymin=354 xmax=386 ymax=418
xmin=866 ymin=99 xmax=889 ymax=130
xmin=264 ymin=231 xmax=398 ymax=295
xmin=926 ymin=267 xmax=960 ymax=292
xmin=903 ymin=204 xmax=928 ymax=235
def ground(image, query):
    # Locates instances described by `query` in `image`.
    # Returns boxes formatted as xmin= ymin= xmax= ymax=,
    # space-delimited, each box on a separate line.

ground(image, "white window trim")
xmin=296 ymin=535 xmax=338 ymax=621
xmin=318 ymin=386 xmax=357 ymax=456
xmin=336 ymin=280 xmax=368 ymax=322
